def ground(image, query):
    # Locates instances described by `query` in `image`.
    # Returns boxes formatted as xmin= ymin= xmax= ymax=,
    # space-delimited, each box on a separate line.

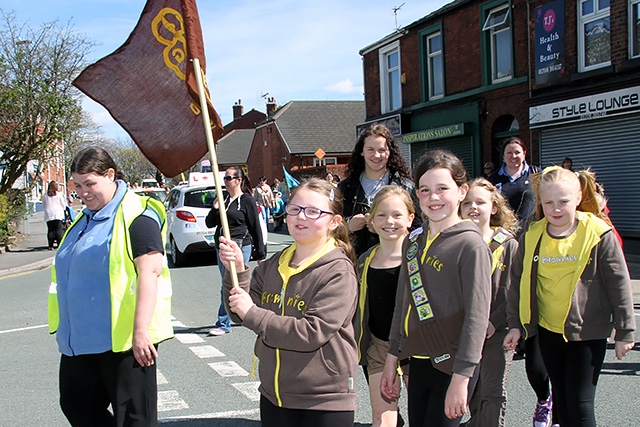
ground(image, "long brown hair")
xmin=47 ymin=181 xmax=58 ymax=197
xmin=289 ymin=178 xmax=356 ymax=265
xmin=344 ymin=124 xmax=411 ymax=181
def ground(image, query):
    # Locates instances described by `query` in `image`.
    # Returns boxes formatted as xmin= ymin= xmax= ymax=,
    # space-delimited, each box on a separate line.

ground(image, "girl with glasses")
xmin=218 ymin=178 xmax=358 ymax=427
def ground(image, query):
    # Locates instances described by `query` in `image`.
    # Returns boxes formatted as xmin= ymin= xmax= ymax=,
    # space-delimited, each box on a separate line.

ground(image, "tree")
xmin=109 ymin=138 xmax=157 ymax=186
xmin=0 ymin=11 xmax=94 ymax=194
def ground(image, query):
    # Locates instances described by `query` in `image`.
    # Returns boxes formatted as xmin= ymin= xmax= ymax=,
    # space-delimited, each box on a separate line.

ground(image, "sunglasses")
xmin=223 ymin=176 xmax=239 ymax=181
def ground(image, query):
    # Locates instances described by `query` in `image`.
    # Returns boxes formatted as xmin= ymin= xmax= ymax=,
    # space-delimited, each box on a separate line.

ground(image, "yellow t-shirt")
xmin=537 ymin=231 xmax=580 ymax=333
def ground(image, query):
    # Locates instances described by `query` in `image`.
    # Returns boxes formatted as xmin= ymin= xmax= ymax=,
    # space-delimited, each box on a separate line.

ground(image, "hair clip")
xmin=329 ymin=188 xmax=335 ymax=201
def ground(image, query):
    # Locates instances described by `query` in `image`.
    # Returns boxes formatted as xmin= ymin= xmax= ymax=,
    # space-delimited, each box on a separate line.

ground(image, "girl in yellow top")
xmin=504 ymin=167 xmax=635 ymax=427
xmin=460 ymin=178 xmax=518 ymax=427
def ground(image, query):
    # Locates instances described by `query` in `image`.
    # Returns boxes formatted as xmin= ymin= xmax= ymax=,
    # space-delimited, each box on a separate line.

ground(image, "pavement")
xmin=1 ymin=210 xmax=640 ymax=307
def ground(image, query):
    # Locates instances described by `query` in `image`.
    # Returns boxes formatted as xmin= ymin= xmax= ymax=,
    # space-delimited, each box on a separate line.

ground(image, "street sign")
xmin=315 ymin=148 xmax=325 ymax=159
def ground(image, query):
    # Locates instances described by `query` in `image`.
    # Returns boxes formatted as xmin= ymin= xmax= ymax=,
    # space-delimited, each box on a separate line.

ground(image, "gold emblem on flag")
xmin=151 ymin=8 xmax=187 ymax=81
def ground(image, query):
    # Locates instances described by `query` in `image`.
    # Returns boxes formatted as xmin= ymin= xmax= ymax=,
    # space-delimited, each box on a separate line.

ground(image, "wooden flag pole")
xmin=192 ymin=58 xmax=239 ymax=289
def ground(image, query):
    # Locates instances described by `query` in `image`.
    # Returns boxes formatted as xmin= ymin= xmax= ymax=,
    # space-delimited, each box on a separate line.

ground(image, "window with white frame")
xmin=313 ymin=157 xmax=337 ymax=167
xmin=630 ymin=0 xmax=640 ymax=58
xmin=426 ymin=32 xmax=444 ymax=99
xmin=379 ymin=42 xmax=402 ymax=113
xmin=483 ymin=4 xmax=512 ymax=83
xmin=578 ymin=0 xmax=610 ymax=71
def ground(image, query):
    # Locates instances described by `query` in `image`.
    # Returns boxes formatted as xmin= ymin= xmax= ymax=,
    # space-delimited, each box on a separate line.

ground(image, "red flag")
xmin=73 ymin=0 xmax=223 ymax=177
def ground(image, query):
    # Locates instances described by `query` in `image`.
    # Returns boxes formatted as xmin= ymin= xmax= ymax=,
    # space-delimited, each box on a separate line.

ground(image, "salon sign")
xmin=529 ymin=86 xmax=640 ymax=128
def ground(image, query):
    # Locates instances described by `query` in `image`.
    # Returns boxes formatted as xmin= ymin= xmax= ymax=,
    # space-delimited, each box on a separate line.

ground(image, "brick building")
xmin=528 ymin=0 xmax=640 ymax=244
xmin=246 ymin=100 xmax=364 ymax=185
xmin=361 ymin=0 xmax=640 ymax=248
xmin=359 ymin=0 xmax=530 ymax=177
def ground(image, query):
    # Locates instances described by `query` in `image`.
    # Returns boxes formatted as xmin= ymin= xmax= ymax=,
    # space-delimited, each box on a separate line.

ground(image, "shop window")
xmin=483 ymin=4 xmax=513 ymax=83
xmin=578 ymin=0 xmax=610 ymax=71
xmin=631 ymin=0 xmax=640 ymax=58
xmin=379 ymin=42 xmax=402 ymax=113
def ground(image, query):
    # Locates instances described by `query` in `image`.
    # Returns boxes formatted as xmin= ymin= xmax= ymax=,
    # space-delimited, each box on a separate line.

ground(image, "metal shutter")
xmin=539 ymin=115 xmax=640 ymax=237
xmin=410 ymin=137 xmax=475 ymax=176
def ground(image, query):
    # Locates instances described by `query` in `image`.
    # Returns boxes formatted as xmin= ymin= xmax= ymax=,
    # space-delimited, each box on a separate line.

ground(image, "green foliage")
xmin=0 ymin=10 xmax=94 ymax=194
xmin=0 ymin=189 xmax=27 ymax=245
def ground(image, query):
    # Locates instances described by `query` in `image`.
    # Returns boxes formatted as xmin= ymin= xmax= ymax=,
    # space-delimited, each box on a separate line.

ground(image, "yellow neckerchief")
xmin=489 ymin=227 xmax=512 ymax=274
xmin=420 ymin=229 xmax=440 ymax=263
xmin=356 ymin=245 xmax=379 ymax=362
xmin=519 ymin=211 xmax=610 ymax=340
xmin=271 ymin=237 xmax=338 ymax=406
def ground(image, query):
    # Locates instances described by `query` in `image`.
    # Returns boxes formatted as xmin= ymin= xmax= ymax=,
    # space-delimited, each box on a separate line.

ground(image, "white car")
xmin=164 ymin=184 xmax=222 ymax=267
xmin=132 ymin=187 xmax=168 ymax=203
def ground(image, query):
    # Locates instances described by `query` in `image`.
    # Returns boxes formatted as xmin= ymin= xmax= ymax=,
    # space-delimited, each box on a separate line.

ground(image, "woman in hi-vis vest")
xmin=48 ymin=146 xmax=173 ymax=426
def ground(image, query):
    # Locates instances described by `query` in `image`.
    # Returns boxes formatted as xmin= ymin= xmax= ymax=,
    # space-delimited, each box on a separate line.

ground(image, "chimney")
xmin=232 ymin=99 xmax=244 ymax=120
xmin=266 ymin=97 xmax=277 ymax=116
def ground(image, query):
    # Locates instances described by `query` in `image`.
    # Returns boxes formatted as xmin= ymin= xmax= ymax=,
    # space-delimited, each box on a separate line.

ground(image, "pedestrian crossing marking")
xmin=232 ymin=381 xmax=261 ymax=401
xmin=157 ymin=370 xmax=168 ymax=385
xmin=171 ymin=320 xmax=188 ymax=331
xmin=174 ymin=333 xmax=205 ymax=344
xmin=158 ymin=390 xmax=188 ymax=411
xmin=189 ymin=345 xmax=225 ymax=358
xmin=208 ymin=361 xmax=249 ymax=377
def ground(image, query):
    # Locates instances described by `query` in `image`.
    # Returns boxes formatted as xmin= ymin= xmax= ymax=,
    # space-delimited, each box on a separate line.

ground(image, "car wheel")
xmin=170 ymin=236 xmax=186 ymax=267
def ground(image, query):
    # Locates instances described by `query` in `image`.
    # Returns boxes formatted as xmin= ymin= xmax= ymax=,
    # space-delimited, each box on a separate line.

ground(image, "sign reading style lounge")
xmin=530 ymin=86 xmax=640 ymax=128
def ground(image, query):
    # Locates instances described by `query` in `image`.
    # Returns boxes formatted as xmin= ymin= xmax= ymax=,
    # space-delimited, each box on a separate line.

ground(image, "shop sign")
xmin=356 ymin=114 xmax=401 ymax=137
xmin=401 ymin=124 xmax=464 ymax=144
xmin=530 ymin=86 xmax=640 ymax=128
xmin=534 ymin=0 xmax=565 ymax=85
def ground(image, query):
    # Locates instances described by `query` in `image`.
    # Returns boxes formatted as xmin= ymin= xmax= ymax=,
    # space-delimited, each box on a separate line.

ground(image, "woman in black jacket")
xmin=206 ymin=166 xmax=265 ymax=336
xmin=338 ymin=124 xmax=421 ymax=257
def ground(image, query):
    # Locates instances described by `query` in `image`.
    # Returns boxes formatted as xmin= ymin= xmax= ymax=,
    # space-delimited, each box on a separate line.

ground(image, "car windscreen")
xmin=147 ymin=190 xmax=167 ymax=202
xmin=184 ymin=188 xmax=216 ymax=208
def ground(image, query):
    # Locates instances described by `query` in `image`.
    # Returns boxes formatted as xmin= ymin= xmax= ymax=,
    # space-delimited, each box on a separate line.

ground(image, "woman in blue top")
xmin=49 ymin=146 xmax=173 ymax=426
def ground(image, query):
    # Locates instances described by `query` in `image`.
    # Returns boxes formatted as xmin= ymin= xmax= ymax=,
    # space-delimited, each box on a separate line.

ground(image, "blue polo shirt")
xmin=54 ymin=181 xmax=128 ymax=356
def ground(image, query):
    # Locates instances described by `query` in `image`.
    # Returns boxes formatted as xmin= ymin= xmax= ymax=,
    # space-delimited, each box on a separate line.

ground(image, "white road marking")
xmin=232 ymin=381 xmax=261 ymax=401
xmin=171 ymin=320 xmax=188 ymax=331
xmin=0 ymin=324 xmax=48 ymax=335
xmin=160 ymin=408 xmax=260 ymax=422
xmin=158 ymin=390 xmax=189 ymax=411
xmin=189 ymin=345 xmax=225 ymax=358
xmin=157 ymin=370 xmax=168 ymax=385
xmin=208 ymin=361 xmax=249 ymax=377
xmin=174 ymin=333 xmax=205 ymax=344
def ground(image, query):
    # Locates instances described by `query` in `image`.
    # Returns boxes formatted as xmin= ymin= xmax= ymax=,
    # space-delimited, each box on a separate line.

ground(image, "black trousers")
xmin=538 ymin=327 xmax=606 ymax=427
xmin=525 ymin=334 xmax=560 ymax=423
xmin=408 ymin=357 xmax=478 ymax=427
xmin=259 ymin=395 xmax=354 ymax=427
xmin=46 ymin=220 xmax=64 ymax=248
xmin=59 ymin=350 xmax=158 ymax=427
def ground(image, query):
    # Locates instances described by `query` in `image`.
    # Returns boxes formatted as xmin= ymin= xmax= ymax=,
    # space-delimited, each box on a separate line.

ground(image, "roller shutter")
xmin=410 ymin=137 xmax=475 ymax=176
xmin=539 ymin=115 xmax=640 ymax=237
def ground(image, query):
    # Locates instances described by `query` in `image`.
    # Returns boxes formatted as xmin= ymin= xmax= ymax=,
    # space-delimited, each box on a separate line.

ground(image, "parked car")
xmin=132 ymin=187 xmax=168 ymax=202
xmin=164 ymin=184 xmax=223 ymax=267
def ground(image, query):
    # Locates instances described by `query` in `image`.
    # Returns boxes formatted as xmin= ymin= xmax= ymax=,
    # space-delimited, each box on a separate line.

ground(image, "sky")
xmin=3 ymin=0 xmax=449 ymax=140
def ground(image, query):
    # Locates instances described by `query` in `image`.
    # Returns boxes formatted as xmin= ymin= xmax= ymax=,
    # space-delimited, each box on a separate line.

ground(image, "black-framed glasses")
xmin=285 ymin=203 xmax=333 ymax=219
xmin=223 ymin=175 xmax=239 ymax=181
